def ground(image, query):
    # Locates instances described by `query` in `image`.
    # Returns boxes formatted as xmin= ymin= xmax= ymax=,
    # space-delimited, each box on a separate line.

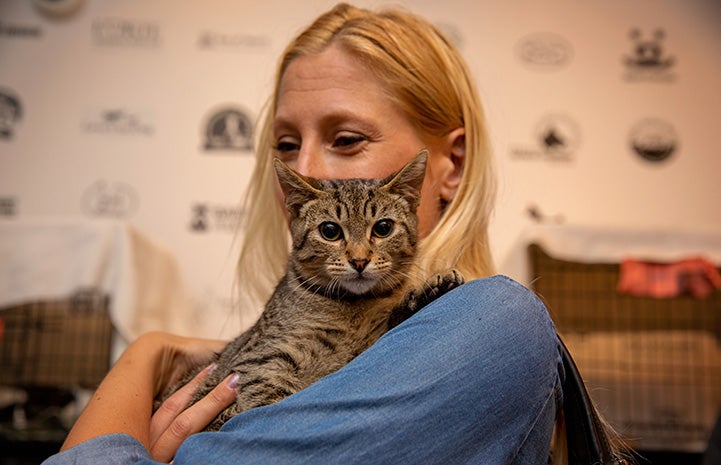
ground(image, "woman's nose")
xmin=294 ymin=146 xmax=328 ymax=179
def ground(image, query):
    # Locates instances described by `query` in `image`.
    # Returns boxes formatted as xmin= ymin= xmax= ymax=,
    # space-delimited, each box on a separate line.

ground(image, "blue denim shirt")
xmin=43 ymin=276 xmax=561 ymax=465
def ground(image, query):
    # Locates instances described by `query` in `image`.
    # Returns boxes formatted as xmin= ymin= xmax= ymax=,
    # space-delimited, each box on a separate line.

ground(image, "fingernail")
xmin=206 ymin=363 xmax=218 ymax=375
xmin=226 ymin=373 xmax=240 ymax=390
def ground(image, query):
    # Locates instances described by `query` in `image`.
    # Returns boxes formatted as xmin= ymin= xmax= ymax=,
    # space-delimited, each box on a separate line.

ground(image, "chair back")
xmin=559 ymin=336 xmax=626 ymax=465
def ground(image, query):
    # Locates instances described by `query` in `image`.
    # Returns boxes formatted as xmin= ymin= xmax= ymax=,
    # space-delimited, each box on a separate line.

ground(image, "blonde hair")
xmin=236 ymin=8 xmax=624 ymax=462
xmin=237 ymin=3 xmax=496 ymax=305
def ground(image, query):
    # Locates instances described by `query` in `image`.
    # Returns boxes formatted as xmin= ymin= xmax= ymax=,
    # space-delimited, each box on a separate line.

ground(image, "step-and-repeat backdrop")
xmin=2 ymin=0 xmax=720 ymax=339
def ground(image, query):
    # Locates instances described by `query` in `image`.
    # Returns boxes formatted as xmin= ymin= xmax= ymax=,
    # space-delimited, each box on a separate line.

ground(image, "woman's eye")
xmin=372 ymin=219 xmax=394 ymax=238
xmin=319 ymin=222 xmax=343 ymax=241
xmin=333 ymin=133 xmax=366 ymax=149
xmin=274 ymin=139 xmax=300 ymax=154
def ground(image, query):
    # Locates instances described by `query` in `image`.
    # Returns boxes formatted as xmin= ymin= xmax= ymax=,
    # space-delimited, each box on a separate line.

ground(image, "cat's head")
xmin=274 ymin=151 xmax=427 ymax=297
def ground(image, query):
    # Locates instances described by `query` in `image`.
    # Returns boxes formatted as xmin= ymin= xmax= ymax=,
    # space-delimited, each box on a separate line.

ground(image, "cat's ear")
xmin=274 ymin=158 xmax=325 ymax=216
xmin=382 ymin=149 xmax=428 ymax=210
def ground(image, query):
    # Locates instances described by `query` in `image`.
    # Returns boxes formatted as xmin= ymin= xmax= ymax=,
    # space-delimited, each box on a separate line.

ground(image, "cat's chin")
xmin=339 ymin=276 xmax=381 ymax=296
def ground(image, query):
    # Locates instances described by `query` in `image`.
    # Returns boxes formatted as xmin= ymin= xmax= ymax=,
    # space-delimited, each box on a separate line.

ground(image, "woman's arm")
xmin=60 ymin=332 xmax=237 ymax=462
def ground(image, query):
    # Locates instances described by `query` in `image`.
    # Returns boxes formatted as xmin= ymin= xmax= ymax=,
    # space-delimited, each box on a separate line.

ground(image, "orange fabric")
xmin=617 ymin=257 xmax=721 ymax=298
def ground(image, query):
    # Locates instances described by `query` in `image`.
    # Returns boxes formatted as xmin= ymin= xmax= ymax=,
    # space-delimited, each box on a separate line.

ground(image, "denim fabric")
xmin=43 ymin=275 xmax=562 ymax=465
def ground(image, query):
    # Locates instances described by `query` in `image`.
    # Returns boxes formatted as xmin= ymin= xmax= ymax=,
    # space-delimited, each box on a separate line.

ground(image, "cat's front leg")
xmin=388 ymin=269 xmax=465 ymax=329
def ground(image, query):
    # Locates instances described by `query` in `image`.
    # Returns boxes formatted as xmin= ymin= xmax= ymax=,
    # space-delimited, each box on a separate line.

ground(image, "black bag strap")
xmin=559 ymin=335 xmax=626 ymax=465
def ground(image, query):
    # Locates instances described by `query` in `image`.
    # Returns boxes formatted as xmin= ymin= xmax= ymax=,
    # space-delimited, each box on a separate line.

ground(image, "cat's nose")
xmin=349 ymin=258 xmax=369 ymax=272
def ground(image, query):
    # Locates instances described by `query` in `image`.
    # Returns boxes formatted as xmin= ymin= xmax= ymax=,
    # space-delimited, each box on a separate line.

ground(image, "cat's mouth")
xmin=340 ymin=273 xmax=380 ymax=295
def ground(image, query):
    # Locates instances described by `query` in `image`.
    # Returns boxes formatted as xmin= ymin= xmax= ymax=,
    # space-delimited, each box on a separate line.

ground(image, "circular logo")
xmin=203 ymin=106 xmax=253 ymax=151
xmin=0 ymin=87 xmax=23 ymax=140
xmin=534 ymin=114 xmax=581 ymax=158
xmin=629 ymin=118 xmax=677 ymax=163
xmin=516 ymin=32 xmax=573 ymax=71
xmin=32 ymin=0 xmax=84 ymax=18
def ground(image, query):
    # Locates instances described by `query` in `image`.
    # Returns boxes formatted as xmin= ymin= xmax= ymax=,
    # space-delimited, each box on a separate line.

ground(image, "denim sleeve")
xmin=41 ymin=276 xmax=561 ymax=465
xmin=41 ymin=434 xmax=153 ymax=465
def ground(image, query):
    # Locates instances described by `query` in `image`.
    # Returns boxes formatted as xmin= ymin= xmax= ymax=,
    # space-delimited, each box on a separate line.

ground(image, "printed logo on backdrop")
xmin=515 ymin=32 xmax=573 ymax=71
xmin=628 ymin=118 xmax=678 ymax=163
xmin=197 ymin=31 xmax=271 ymax=51
xmin=189 ymin=203 xmax=244 ymax=233
xmin=623 ymin=29 xmax=676 ymax=82
xmin=202 ymin=106 xmax=253 ymax=152
xmin=510 ymin=114 xmax=581 ymax=162
xmin=92 ymin=18 xmax=160 ymax=48
xmin=0 ymin=21 xmax=42 ymax=39
xmin=0 ymin=197 xmax=17 ymax=216
xmin=32 ymin=0 xmax=85 ymax=19
xmin=82 ymin=180 xmax=139 ymax=218
xmin=527 ymin=204 xmax=565 ymax=225
xmin=0 ymin=88 xmax=23 ymax=141
xmin=82 ymin=109 xmax=154 ymax=136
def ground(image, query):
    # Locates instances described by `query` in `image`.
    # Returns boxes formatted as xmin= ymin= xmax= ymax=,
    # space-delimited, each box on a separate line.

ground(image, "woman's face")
xmin=273 ymin=45 xmax=463 ymax=238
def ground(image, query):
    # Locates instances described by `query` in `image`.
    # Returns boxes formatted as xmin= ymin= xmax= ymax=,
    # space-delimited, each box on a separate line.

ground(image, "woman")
xmin=45 ymin=3 xmax=563 ymax=464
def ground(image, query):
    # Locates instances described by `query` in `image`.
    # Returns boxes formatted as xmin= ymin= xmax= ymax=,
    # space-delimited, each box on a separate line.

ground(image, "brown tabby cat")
xmin=163 ymin=150 xmax=464 ymax=431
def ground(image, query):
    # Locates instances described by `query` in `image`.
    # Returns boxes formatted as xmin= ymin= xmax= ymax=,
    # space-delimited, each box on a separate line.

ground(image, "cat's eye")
xmin=372 ymin=219 xmax=394 ymax=238
xmin=319 ymin=222 xmax=343 ymax=241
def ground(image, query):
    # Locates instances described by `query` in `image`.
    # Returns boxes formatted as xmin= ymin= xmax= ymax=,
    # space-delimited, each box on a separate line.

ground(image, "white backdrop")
xmin=2 ymin=0 xmax=720 ymax=340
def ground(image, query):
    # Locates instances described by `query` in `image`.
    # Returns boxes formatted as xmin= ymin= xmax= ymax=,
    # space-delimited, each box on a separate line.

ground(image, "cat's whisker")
xmin=289 ymin=276 xmax=308 ymax=294
xmin=393 ymin=268 xmax=421 ymax=287
xmin=380 ymin=272 xmax=403 ymax=289
xmin=329 ymin=277 xmax=343 ymax=297
xmin=300 ymin=276 xmax=324 ymax=296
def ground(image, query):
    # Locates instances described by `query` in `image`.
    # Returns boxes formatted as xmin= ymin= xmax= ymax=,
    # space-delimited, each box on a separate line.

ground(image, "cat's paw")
xmin=388 ymin=269 xmax=465 ymax=329
xmin=422 ymin=269 xmax=465 ymax=300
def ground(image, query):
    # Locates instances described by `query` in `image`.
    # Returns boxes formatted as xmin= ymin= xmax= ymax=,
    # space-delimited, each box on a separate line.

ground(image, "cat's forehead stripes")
xmin=366 ymin=199 xmax=377 ymax=219
xmin=314 ymin=179 xmax=388 ymax=218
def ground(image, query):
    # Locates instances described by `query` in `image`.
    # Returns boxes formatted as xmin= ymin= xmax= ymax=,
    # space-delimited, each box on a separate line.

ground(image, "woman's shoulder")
xmin=459 ymin=274 xmax=546 ymax=307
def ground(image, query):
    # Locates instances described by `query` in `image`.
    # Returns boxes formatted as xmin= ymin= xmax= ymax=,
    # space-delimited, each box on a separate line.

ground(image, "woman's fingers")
xmin=153 ymin=334 xmax=229 ymax=394
xmin=149 ymin=372 xmax=239 ymax=463
xmin=150 ymin=364 xmax=214 ymax=446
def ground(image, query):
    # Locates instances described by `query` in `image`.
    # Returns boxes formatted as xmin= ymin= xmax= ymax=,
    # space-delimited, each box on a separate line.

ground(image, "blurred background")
xmin=1 ymin=0 xmax=720 ymax=463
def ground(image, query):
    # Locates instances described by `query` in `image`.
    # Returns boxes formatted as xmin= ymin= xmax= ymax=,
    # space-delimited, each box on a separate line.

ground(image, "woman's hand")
xmin=149 ymin=364 xmax=239 ymax=462
xmin=61 ymin=332 xmax=237 ymax=462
